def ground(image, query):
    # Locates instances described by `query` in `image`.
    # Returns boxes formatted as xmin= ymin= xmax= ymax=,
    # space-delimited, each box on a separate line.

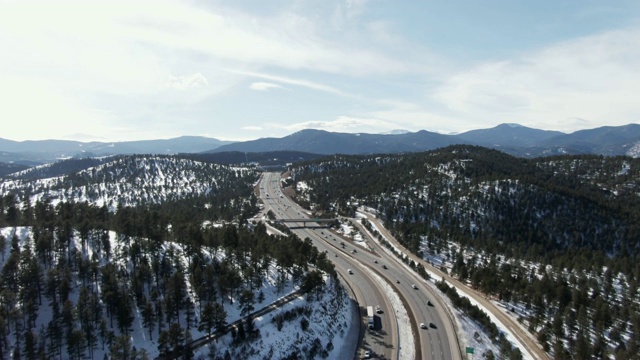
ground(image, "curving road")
xmin=259 ymin=173 xmax=398 ymax=360
xmin=359 ymin=211 xmax=548 ymax=360
xmin=259 ymin=173 xmax=462 ymax=360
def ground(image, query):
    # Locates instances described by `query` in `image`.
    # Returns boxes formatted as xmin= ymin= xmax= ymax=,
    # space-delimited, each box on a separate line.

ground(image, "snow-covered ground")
xmin=0 ymin=157 xmax=255 ymax=211
xmin=198 ymin=277 xmax=354 ymax=359
xmin=424 ymin=269 xmax=535 ymax=360
xmin=336 ymin=221 xmax=369 ymax=250
xmin=0 ymin=226 xmax=355 ymax=359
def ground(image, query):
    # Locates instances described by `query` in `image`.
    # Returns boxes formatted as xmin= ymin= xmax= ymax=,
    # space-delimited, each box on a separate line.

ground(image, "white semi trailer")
xmin=367 ymin=306 xmax=374 ymax=329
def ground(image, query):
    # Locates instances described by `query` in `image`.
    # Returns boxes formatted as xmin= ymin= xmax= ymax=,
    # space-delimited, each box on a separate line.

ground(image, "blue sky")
xmin=1 ymin=0 xmax=639 ymax=141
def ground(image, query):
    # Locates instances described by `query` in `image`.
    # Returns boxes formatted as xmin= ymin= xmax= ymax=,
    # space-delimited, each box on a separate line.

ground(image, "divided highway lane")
xmin=350 ymin=219 xmax=462 ymax=360
xmin=259 ymin=173 xmax=398 ymax=360
xmin=338 ymin=227 xmax=460 ymax=360
xmin=302 ymin=230 xmax=399 ymax=360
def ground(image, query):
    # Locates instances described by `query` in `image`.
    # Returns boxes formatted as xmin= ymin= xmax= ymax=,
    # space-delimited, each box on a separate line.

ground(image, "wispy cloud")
xmin=242 ymin=125 xmax=263 ymax=131
xmin=249 ymin=82 xmax=285 ymax=91
xmin=166 ymin=73 xmax=208 ymax=91
xmin=1 ymin=0 xmax=637 ymax=141
xmin=280 ymin=115 xmax=396 ymax=133
xmin=230 ymin=70 xmax=357 ymax=98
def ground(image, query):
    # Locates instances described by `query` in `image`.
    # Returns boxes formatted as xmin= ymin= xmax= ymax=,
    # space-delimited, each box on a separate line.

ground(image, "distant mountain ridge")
xmin=208 ymin=129 xmax=456 ymax=155
xmin=211 ymin=123 xmax=640 ymax=158
xmin=454 ymin=123 xmax=564 ymax=147
xmin=2 ymin=123 xmax=640 ymax=165
xmin=0 ymin=136 xmax=233 ymax=165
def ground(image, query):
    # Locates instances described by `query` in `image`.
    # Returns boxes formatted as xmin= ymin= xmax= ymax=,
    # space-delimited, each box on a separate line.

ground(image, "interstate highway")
xmin=260 ymin=173 xmax=397 ymax=359
xmin=259 ymin=172 xmax=462 ymax=360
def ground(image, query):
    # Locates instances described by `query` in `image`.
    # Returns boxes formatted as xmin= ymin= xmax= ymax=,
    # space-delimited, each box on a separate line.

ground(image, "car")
xmin=429 ymin=322 xmax=436 ymax=328
xmin=375 ymin=305 xmax=383 ymax=314
xmin=420 ymin=323 xmax=427 ymax=329
xmin=363 ymin=350 xmax=371 ymax=358
xmin=374 ymin=260 xmax=378 ymax=263
xmin=396 ymin=280 xmax=400 ymax=284
xmin=348 ymin=269 xmax=353 ymax=274
xmin=412 ymin=284 xmax=417 ymax=289
xmin=427 ymin=300 xmax=433 ymax=306
xmin=335 ymin=253 xmax=338 ymax=257
xmin=382 ymin=264 xmax=387 ymax=269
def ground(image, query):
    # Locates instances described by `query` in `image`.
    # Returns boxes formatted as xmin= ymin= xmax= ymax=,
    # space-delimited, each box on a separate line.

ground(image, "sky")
xmin=1 ymin=0 xmax=640 ymax=142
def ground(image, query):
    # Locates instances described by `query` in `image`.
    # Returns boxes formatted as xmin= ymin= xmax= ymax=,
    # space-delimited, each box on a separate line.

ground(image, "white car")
xmin=420 ymin=323 xmax=427 ymax=329
xmin=348 ymin=269 xmax=353 ymax=274
xmin=412 ymin=284 xmax=417 ymax=289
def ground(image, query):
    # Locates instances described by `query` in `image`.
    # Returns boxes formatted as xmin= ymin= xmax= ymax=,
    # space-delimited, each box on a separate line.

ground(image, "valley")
xmin=0 ymin=144 xmax=638 ymax=359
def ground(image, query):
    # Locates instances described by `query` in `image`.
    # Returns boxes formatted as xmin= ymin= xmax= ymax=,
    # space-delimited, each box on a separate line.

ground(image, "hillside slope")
xmin=288 ymin=145 xmax=640 ymax=358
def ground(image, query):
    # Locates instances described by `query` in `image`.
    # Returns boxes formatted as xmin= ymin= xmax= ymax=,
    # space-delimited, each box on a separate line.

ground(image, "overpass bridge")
xmin=274 ymin=218 xmax=335 ymax=227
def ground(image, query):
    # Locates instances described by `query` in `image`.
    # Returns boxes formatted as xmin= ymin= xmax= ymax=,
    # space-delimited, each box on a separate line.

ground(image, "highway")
xmin=259 ymin=172 xmax=462 ymax=360
xmin=358 ymin=212 xmax=549 ymax=360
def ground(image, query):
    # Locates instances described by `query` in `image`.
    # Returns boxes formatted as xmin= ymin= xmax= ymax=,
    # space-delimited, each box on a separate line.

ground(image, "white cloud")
xmin=242 ymin=125 xmax=263 ymax=131
xmin=432 ymin=27 xmax=640 ymax=132
xmin=280 ymin=115 xmax=396 ymax=133
xmin=2 ymin=0 xmax=635 ymax=142
xmin=231 ymin=70 xmax=356 ymax=98
xmin=166 ymin=73 xmax=209 ymax=91
xmin=0 ymin=0 xmax=425 ymax=141
xmin=0 ymin=75 xmax=114 ymax=140
xmin=249 ymin=82 xmax=284 ymax=91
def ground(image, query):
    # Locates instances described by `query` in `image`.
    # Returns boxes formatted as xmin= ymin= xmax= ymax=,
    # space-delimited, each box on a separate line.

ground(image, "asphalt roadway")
xmin=259 ymin=172 xmax=462 ymax=360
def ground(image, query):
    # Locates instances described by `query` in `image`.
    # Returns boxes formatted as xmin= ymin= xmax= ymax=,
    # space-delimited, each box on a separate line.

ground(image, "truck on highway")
xmin=367 ymin=306 xmax=375 ymax=329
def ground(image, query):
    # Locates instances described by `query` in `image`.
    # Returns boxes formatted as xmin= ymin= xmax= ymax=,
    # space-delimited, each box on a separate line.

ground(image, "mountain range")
xmin=0 ymin=136 xmax=233 ymax=165
xmin=210 ymin=123 xmax=640 ymax=158
xmin=2 ymin=123 xmax=639 ymax=165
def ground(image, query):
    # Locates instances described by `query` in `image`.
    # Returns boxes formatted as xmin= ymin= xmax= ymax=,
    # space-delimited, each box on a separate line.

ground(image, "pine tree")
xmin=23 ymin=328 xmax=37 ymax=360
xmin=211 ymin=302 xmax=227 ymax=333
xmin=198 ymin=302 xmax=215 ymax=336
xmin=109 ymin=334 xmax=133 ymax=360
xmin=142 ymin=301 xmax=156 ymax=340
xmin=238 ymin=289 xmax=255 ymax=317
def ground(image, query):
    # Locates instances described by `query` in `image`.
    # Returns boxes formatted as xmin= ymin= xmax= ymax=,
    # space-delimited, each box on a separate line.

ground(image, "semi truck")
xmin=367 ymin=306 xmax=374 ymax=329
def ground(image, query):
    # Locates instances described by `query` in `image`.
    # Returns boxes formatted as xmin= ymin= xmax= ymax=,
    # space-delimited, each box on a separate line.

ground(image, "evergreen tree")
xmin=142 ymin=300 xmax=156 ymax=340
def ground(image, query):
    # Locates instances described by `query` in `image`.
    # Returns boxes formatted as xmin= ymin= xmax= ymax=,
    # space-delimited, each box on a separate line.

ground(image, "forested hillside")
xmin=1 ymin=155 xmax=258 ymax=217
xmin=290 ymin=145 xmax=640 ymax=359
xmin=5 ymin=157 xmax=117 ymax=181
xmin=0 ymin=155 xmax=347 ymax=359
xmin=0 ymin=163 xmax=29 ymax=178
